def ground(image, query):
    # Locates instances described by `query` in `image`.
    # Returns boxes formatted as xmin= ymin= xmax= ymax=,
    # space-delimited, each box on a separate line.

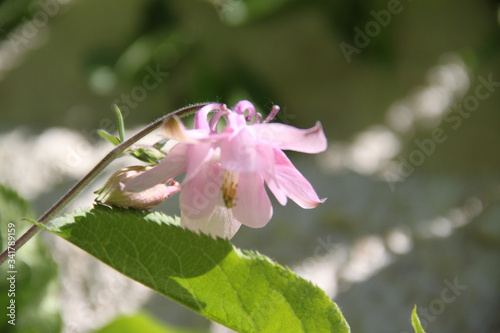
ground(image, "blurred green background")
xmin=0 ymin=0 xmax=499 ymax=332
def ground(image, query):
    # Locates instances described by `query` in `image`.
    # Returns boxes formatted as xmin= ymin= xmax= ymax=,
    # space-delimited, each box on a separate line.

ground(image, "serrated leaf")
xmin=411 ymin=305 xmax=426 ymax=333
xmin=41 ymin=205 xmax=350 ymax=333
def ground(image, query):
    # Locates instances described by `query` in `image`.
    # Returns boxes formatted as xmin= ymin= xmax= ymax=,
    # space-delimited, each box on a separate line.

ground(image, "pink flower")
xmin=126 ymin=101 xmax=327 ymax=238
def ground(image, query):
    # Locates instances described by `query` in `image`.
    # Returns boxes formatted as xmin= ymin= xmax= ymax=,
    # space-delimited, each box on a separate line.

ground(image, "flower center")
xmin=221 ymin=170 xmax=239 ymax=208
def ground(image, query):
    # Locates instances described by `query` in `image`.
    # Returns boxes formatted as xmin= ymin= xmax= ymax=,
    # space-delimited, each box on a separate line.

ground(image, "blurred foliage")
xmin=0 ymin=185 xmax=61 ymax=333
xmin=95 ymin=312 xmax=202 ymax=333
xmin=0 ymin=0 xmax=499 ymax=176
xmin=0 ymin=0 xmax=38 ymax=33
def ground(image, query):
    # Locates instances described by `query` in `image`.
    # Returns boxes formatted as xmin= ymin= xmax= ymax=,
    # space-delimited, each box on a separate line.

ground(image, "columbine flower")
xmin=95 ymin=166 xmax=180 ymax=210
xmin=125 ymin=101 xmax=327 ymax=238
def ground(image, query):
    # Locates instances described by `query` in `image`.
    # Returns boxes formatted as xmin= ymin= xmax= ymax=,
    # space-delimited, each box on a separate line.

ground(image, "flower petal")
xmin=184 ymin=142 xmax=216 ymax=183
xmin=250 ymin=121 xmax=327 ymax=153
xmin=232 ymin=172 xmax=273 ymax=228
xmin=194 ymin=103 xmax=226 ymax=130
xmin=232 ymin=100 xmax=256 ymax=122
xmin=181 ymin=197 xmax=241 ymax=239
xmin=180 ymin=163 xmax=222 ymax=219
xmin=220 ymin=128 xmax=274 ymax=173
xmin=124 ymin=143 xmax=188 ymax=192
xmin=264 ymin=176 xmax=288 ymax=206
xmin=272 ymin=149 xmax=325 ymax=208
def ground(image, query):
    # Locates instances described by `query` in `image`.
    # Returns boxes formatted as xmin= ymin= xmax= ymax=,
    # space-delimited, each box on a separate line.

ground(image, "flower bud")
xmin=95 ymin=166 xmax=180 ymax=210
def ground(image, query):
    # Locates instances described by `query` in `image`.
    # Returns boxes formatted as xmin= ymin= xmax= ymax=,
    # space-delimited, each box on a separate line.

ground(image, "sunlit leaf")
xmin=411 ymin=305 xmax=426 ymax=333
xmin=37 ymin=205 xmax=350 ymax=333
xmin=98 ymin=129 xmax=121 ymax=146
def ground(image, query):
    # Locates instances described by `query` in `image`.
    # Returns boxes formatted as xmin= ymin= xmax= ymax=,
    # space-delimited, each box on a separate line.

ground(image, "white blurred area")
xmin=0 ymin=127 xmax=108 ymax=200
xmin=292 ymin=52 xmax=489 ymax=302
xmin=0 ymin=52 xmax=497 ymax=332
xmin=317 ymin=53 xmax=469 ymax=179
xmin=0 ymin=125 xmax=158 ymax=333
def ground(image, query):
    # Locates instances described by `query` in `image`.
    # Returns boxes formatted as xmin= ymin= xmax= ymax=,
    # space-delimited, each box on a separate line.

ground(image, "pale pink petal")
xmin=249 ymin=121 xmax=327 ymax=153
xmin=272 ymin=149 xmax=325 ymax=208
xmin=184 ymin=142 xmax=216 ymax=183
xmin=180 ymin=163 xmax=222 ymax=219
xmin=208 ymin=110 xmax=226 ymax=132
xmin=264 ymin=176 xmax=288 ymax=206
xmin=224 ymin=111 xmax=247 ymax=132
xmin=232 ymin=100 xmax=256 ymax=122
xmin=220 ymin=128 xmax=274 ymax=173
xmin=181 ymin=197 xmax=241 ymax=239
xmin=232 ymin=172 xmax=273 ymax=228
xmin=194 ymin=103 xmax=226 ymax=130
xmin=125 ymin=143 xmax=188 ymax=192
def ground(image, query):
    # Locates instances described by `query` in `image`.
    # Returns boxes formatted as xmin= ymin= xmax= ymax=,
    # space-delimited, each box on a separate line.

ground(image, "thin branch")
xmin=0 ymin=102 xmax=210 ymax=265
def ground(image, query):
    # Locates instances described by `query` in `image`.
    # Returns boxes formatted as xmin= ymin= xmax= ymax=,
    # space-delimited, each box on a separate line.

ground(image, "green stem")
xmin=0 ymin=103 xmax=209 ymax=266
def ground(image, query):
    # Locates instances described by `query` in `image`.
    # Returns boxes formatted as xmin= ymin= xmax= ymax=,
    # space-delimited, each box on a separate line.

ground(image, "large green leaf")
xmin=39 ymin=205 xmax=350 ymax=333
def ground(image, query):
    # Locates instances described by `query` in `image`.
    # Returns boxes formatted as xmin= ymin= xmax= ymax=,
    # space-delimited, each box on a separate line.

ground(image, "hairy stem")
xmin=0 ymin=103 xmax=209 ymax=265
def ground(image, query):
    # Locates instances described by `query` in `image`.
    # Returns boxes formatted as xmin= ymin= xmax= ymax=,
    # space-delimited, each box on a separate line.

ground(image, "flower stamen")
xmin=221 ymin=170 xmax=239 ymax=208
xmin=263 ymin=105 xmax=280 ymax=123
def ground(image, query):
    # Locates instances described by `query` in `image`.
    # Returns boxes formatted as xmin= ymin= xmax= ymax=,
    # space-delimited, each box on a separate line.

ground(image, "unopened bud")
xmin=95 ymin=166 xmax=180 ymax=210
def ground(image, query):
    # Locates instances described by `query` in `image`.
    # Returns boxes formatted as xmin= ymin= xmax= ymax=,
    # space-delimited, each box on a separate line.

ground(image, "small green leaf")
xmin=153 ymin=138 xmax=168 ymax=151
xmin=113 ymin=104 xmax=126 ymax=143
xmin=98 ymin=129 xmax=121 ymax=145
xmin=127 ymin=147 xmax=165 ymax=164
xmin=411 ymin=305 xmax=426 ymax=333
xmin=39 ymin=205 xmax=350 ymax=333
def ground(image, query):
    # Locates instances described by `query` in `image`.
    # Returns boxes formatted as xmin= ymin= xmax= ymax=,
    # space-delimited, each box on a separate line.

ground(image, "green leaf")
xmin=411 ymin=305 xmax=426 ymax=333
xmin=127 ymin=147 xmax=164 ymax=164
xmin=95 ymin=312 xmax=200 ymax=333
xmin=98 ymin=129 xmax=121 ymax=145
xmin=113 ymin=104 xmax=126 ymax=143
xmin=41 ymin=205 xmax=350 ymax=333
